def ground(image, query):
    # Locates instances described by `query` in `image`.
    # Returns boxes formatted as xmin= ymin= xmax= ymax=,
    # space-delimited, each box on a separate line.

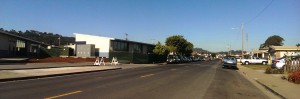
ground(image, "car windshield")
xmin=225 ymin=57 xmax=235 ymax=60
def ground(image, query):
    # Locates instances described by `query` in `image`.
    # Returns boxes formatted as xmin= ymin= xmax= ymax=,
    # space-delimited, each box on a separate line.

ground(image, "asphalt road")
xmin=0 ymin=60 xmax=269 ymax=99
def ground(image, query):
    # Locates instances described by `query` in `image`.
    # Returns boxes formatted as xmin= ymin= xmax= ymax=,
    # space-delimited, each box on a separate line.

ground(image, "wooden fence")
xmin=284 ymin=57 xmax=300 ymax=73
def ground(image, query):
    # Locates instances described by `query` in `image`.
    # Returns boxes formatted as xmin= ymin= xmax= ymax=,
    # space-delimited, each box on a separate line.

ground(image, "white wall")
xmin=74 ymin=33 xmax=114 ymax=58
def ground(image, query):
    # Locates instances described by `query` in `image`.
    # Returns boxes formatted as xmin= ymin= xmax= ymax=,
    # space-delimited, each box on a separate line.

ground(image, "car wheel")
xmin=245 ymin=61 xmax=249 ymax=65
xmin=262 ymin=61 xmax=267 ymax=65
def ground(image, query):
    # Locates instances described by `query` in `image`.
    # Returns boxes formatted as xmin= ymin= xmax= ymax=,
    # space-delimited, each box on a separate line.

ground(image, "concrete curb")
xmin=0 ymin=67 xmax=122 ymax=82
xmin=0 ymin=65 xmax=95 ymax=70
xmin=237 ymin=65 xmax=287 ymax=99
xmin=255 ymin=80 xmax=286 ymax=99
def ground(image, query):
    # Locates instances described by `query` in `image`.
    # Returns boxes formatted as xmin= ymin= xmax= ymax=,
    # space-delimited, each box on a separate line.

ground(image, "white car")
xmin=241 ymin=57 xmax=268 ymax=65
xmin=272 ymin=58 xmax=285 ymax=69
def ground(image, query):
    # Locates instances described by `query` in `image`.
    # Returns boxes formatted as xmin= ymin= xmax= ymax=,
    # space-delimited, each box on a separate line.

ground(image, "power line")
xmin=245 ymin=0 xmax=274 ymax=24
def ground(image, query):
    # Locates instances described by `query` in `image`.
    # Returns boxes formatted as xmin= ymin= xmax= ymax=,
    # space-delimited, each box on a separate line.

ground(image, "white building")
xmin=74 ymin=33 xmax=156 ymax=63
xmin=74 ymin=33 xmax=114 ymax=58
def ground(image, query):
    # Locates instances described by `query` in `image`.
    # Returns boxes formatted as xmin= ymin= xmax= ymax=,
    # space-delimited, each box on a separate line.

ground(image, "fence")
xmin=284 ymin=57 xmax=300 ymax=73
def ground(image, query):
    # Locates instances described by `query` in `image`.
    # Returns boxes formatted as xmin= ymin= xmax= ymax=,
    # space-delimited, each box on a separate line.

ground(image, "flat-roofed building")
xmin=74 ymin=33 xmax=155 ymax=63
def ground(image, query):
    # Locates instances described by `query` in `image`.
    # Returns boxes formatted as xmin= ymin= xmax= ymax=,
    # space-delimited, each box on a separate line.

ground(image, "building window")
xmin=16 ymin=39 xmax=25 ymax=48
xmin=111 ymin=41 xmax=128 ymax=51
xmin=133 ymin=44 xmax=142 ymax=53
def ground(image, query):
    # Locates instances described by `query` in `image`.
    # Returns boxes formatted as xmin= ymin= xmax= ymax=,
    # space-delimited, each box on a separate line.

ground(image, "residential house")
xmin=0 ymin=31 xmax=49 ymax=58
xmin=268 ymin=46 xmax=300 ymax=60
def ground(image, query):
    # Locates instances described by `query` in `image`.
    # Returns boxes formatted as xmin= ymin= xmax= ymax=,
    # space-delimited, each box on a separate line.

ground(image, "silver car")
xmin=223 ymin=56 xmax=237 ymax=69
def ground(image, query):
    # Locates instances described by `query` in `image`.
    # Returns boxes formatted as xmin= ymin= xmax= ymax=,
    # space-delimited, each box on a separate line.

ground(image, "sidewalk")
xmin=0 ymin=62 xmax=166 ymax=82
xmin=0 ymin=62 xmax=95 ymax=70
xmin=238 ymin=64 xmax=300 ymax=99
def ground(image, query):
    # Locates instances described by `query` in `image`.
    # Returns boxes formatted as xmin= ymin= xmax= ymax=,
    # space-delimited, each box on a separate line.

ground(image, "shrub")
xmin=265 ymin=67 xmax=284 ymax=74
xmin=288 ymin=69 xmax=300 ymax=84
xmin=40 ymin=47 xmax=63 ymax=58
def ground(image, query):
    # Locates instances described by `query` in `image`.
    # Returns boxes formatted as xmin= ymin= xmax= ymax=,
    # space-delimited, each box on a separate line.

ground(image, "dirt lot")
xmin=29 ymin=57 xmax=109 ymax=63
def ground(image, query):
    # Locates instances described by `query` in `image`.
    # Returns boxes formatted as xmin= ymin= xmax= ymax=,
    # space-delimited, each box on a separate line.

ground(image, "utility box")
xmin=61 ymin=47 xmax=74 ymax=57
xmin=76 ymin=44 xmax=95 ymax=57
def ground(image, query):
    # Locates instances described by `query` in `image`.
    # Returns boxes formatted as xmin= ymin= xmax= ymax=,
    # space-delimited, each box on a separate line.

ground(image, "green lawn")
xmin=243 ymin=64 xmax=270 ymax=70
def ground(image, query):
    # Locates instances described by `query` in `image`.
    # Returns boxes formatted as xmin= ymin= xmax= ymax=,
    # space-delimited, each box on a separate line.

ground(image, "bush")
xmin=288 ymin=69 xmax=300 ymax=84
xmin=40 ymin=47 xmax=63 ymax=58
xmin=265 ymin=67 xmax=284 ymax=74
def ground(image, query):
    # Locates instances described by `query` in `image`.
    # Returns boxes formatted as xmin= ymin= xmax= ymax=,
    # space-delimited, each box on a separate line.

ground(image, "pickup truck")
xmin=241 ymin=57 xmax=268 ymax=65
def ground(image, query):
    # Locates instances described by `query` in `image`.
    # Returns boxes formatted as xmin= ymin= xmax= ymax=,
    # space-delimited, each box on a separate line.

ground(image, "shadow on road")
xmin=222 ymin=66 xmax=239 ymax=70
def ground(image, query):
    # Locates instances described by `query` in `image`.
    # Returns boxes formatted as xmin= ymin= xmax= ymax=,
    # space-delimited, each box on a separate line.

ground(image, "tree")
xmin=153 ymin=42 xmax=169 ymax=55
xmin=167 ymin=46 xmax=177 ymax=53
xmin=260 ymin=35 xmax=284 ymax=48
xmin=183 ymin=42 xmax=193 ymax=56
xmin=1 ymin=28 xmax=75 ymax=45
xmin=297 ymin=43 xmax=300 ymax=47
xmin=165 ymin=35 xmax=188 ymax=55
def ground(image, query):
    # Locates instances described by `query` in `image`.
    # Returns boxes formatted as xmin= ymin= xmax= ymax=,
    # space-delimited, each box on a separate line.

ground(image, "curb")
xmin=238 ymin=66 xmax=287 ymax=99
xmin=0 ymin=67 xmax=122 ymax=82
xmin=0 ymin=65 xmax=95 ymax=70
xmin=255 ymin=80 xmax=286 ymax=99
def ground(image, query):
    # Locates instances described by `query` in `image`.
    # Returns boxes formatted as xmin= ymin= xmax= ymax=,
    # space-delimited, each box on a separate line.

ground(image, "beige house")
xmin=252 ymin=48 xmax=268 ymax=59
xmin=268 ymin=46 xmax=300 ymax=60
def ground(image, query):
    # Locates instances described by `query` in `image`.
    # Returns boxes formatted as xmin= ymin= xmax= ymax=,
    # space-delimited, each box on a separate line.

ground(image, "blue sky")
xmin=1 ymin=0 xmax=299 ymax=52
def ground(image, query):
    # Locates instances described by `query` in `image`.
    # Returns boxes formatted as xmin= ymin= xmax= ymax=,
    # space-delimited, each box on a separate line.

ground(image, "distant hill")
xmin=217 ymin=50 xmax=246 ymax=55
xmin=193 ymin=48 xmax=211 ymax=54
xmin=0 ymin=28 xmax=75 ymax=46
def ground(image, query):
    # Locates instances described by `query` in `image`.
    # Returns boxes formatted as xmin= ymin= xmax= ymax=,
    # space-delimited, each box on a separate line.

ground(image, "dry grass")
xmin=244 ymin=64 xmax=270 ymax=70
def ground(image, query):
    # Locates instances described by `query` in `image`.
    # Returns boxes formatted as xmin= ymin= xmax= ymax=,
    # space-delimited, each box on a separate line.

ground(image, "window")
xmin=111 ymin=41 xmax=128 ymax=51
xmin=133 ymin=44 xmax=142 ymax=53
xmin=16 ymin=39 xmax=25 ymax=48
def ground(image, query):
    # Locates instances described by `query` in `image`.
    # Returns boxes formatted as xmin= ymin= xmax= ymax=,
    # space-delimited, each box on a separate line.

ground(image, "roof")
xmin=113 ymin=39 xmax=155 ymax=46
xmin=73 ymin=33 xmax=115 ymax=40
xmin=270 ymin=46 xmax=300 ymax=51
xmin=252 ymin=49 xmax=268 ymax=53
xmin=74 ymin=33 xmax=154 ymax=46
xmin=0 ymin=31 xmax=49 ymax=46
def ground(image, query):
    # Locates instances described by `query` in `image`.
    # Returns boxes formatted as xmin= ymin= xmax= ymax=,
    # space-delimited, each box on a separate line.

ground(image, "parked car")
xmin=241 ymin=56 xmax=268 ymax=65
xmin=200 ymin=58 xmax=206 ymax=61
xmin=222 ymin=56 xmax=237 ymax=69
xmin=271 ymin=57 xmax=285 ymax=69
xmin=236 ymin=56 xmax=242 ymax=63
xmin=167 ymin=55 xmax=180 ymax=64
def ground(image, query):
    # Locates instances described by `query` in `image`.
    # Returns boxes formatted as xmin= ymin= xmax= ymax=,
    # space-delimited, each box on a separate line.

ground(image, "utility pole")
xmin=246 ymin=32 xmax=248 ymax=53
xmin=229 ymin=44 xmax=231 ymax=55
xmin=241 ymin=23 xmax=244 ymax=58
xmin=58 ymin=37 xmax=61 ymax=46
xmin=227 ymin=44 xmax=231 ymax=55
xmin=125 ymin=33 xmax=128 ymax=40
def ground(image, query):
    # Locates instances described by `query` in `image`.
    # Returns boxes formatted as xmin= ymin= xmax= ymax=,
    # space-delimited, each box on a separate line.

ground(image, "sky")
xmin=1 ymin=0 xmax=299 ymax=52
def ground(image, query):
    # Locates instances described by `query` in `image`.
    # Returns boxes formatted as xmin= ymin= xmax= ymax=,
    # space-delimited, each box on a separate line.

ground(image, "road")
xmin=0 ymin=60 xmax=269 ymax=99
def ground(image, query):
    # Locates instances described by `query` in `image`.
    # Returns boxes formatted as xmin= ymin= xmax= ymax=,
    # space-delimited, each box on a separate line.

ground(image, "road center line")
xmin=45 ymin=90 xmax=82 ymax=99
xmin=170 ymin=69 xmax=177 ymax=71
xmin=140 ymin=74 xmax=154 ymax=78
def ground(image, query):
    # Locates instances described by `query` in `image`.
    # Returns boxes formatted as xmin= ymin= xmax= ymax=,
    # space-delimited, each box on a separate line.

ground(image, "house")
xmin=252 ymin=48 xmax=268 ymax=59
xmin=0 ymin=31 xmax=49 ymax=58
xmin=268 ymin=46 xmax=300 ymax=60
xmin=74 ymin=33 xmax=155 ymax=63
